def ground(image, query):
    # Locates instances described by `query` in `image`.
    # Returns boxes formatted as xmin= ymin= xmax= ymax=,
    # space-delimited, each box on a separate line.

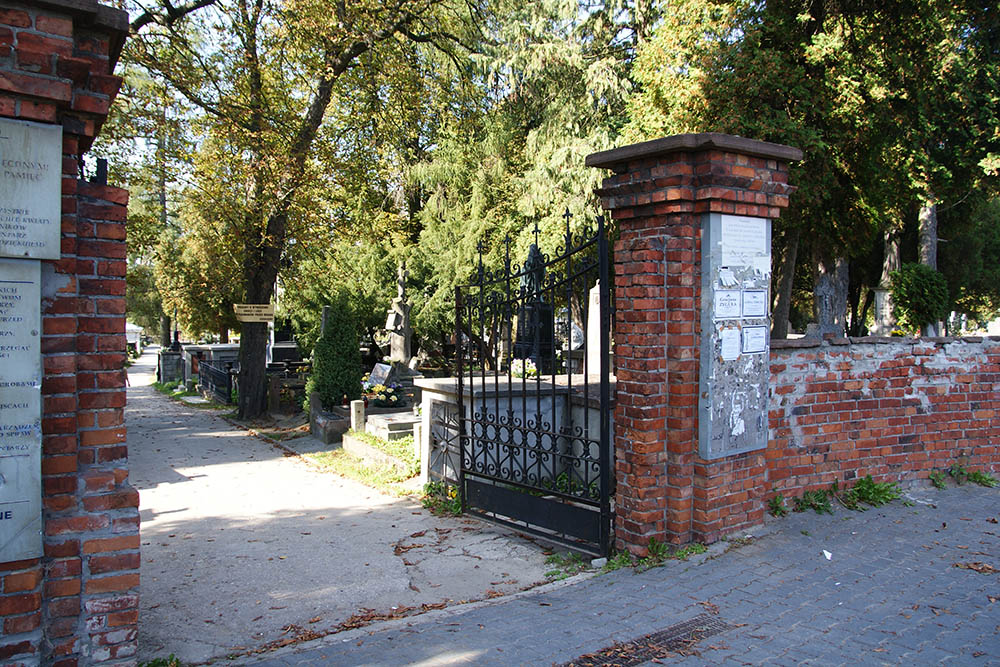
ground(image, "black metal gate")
xmin=456 ymin=213 xmax=612 ymax=556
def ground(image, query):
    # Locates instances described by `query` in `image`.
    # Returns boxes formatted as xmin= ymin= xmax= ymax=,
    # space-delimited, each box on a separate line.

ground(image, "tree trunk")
xmin=918 ymin=195 xmax=940 ymax=336
xmin=918 ymin=196 xmax=938 ymax=270
xmin=219 ymin=325 xmax=229 ymax=344
xmin=160 ymin=313 xmax=171 ymax=348
xmin=813 ymin=250 xmax=849 ymax=337
xmin=771 ymin=226 xmax=799 ymax=339
xmin=238 ymin=321 xmax=268 ymax=417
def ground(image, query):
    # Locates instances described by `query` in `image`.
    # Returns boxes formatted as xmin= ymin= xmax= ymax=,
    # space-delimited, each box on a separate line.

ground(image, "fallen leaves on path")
xmin=953 ymin=561 xmax=998 ymax=574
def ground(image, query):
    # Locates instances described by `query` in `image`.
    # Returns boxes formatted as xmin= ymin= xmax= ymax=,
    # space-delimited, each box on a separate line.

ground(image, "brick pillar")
xmin=586 ymin=133 xmax=800 ymax=553
xmin=0 ymin=1 xmax=137 ymax=663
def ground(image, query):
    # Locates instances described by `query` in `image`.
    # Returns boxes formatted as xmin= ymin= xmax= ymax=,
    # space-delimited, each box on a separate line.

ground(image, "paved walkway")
xmin=128 ymin=349 xmax=551 ymax=664
xmin=252 ymin=483 xmax=1000 ymax=665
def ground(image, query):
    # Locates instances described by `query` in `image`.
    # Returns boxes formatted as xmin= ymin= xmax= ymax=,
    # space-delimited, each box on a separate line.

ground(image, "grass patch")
xmin=152 ymin=380 xmax=199 ymax=399
xmin=347 ymin=429 xmax=417 ymax=468
xmin=421 ymin=481 xmax=461 ymax=517
xmin=305 ymin=449 xmax=416 ymax=496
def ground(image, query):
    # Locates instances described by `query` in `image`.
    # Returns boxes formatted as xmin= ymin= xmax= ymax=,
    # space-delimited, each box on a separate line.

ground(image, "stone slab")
xmin=0 ymin=258 xmax=42 ymax=561
xmin=0 ymin=119 xmax=62 ymax=260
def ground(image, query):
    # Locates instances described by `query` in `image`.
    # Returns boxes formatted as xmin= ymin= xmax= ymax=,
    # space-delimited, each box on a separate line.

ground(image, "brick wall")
xmin=0 ymin=0 xmax=136 ymax=664
xmin=767 ymin=336 xmax=1000 ymax=495
xmin=694 ymin=335 xmax=1000 ymax=543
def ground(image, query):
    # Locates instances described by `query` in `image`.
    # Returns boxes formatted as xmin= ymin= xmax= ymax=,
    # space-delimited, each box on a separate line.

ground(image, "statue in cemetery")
xmin=386 ymin=262 xmax=413 ymax=364
xmin=514 ymin=243 xmax=555 ymax=373
xmin=520 ymin=243 xmax=545 ymax=297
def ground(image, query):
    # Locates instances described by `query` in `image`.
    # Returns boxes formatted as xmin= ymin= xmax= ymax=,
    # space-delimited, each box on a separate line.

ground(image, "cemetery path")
xmin=127 ymin=347 xmax=551 ymax=665
xmin=250 ymin=481 xmax=1000 ymax=665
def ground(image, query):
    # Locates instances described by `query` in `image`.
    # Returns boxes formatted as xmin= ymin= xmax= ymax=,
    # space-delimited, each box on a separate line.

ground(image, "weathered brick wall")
xmin=0 ymin=0 xmax=136 ymax=664
xmin=767 ymin=336 xmax=1000 ymax=496
xmin=690 ymin=336 xmax=1000 ymax=543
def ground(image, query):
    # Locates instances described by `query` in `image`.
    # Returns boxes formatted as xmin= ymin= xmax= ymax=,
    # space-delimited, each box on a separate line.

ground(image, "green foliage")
xmin=949 ymin=465 xmax=999 ymax=488
xmin=929 ymin=470 xmax=947 ymax=490
xmin=767 ymin=494 xmax=788 ymax=517
xmin=138 ymin=655 xmax=180 ymax=667
xmin=346 ymin=430 xmax=418 ymax=474
xmin=421 ymin=481 xmax=461 ymax=517
xmin=602 ymin=550 xmax=635 ymax=572
xmin=305 ymin=295 xmax=362 ymax=410
xmin=307 ymin=449 xmax=416 ymax=496
xmin=544 ymin=552 xmax=588 ymax=580
xmin=638 ymin=538 xmax=707 ymax=569
xmin=793 ymin=489 xmax=833 ymax=515
xmin=890 ymin=263 xmax=950 ymax=332
xmin=833 ymin=476 xmax=901 ymax=510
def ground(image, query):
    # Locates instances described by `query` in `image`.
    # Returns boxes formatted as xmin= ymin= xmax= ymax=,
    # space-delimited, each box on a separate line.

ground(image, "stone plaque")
xmin=0 ymin=258 xmax=42 ymax=560
xmin=0 ymin=119 xmax=62 ymax=260
xmin=699 ymin=214 xmax=771 ymax=460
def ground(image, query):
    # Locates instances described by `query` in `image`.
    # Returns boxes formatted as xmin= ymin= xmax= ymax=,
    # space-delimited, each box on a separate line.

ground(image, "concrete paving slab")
xmin=128 ymin=349 xmax=552 ymax=664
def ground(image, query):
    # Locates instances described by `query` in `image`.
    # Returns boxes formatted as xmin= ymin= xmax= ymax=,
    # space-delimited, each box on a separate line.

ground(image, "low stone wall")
xmin=695 ymin=336 xmax=1000 ymax=542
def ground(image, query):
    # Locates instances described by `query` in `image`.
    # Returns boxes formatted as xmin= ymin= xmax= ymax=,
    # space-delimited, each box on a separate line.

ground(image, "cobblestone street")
xmin=252 ymin=483 xmax=999 ymax=665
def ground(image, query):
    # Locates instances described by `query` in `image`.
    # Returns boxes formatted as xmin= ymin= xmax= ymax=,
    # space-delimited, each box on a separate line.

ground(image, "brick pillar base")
xmin=587 ymin=133 xmax=800 ymax=554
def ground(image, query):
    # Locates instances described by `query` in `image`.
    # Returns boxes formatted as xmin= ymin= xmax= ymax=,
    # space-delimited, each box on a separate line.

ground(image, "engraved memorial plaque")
xmin=0 ymin=258 xmax=42 ymax=560
xmin=0 ymin=119 xmax=62 ymax=260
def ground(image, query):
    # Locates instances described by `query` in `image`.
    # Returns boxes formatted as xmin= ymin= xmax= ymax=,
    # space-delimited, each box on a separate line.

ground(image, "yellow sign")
xmin=234 ymin=303 xmax=275 ymax=322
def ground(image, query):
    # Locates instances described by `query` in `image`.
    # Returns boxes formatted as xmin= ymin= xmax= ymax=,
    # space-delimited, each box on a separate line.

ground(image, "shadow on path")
xmin=128 ymin=348 xmax=552 ymax=664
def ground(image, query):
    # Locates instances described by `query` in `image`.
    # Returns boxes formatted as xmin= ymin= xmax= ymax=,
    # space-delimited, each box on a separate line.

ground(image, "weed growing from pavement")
xmin=420 ymin=481 xmax=461 ymax=516
xmin=544 ymin=552 xmax=588 ymax=580
xmin=601 ymin=538 xmax=708 ymax=573
xmin=947 ymin=465 xmax=998 ymax=488
xmin=138 ymin=656 xmax=180 ymax=667
xmin=767 ymin=494 xmax=788 ymax=517
xmin=930 ymin=470 xmax=947 ymax=489
xmin=794 ymin=489 xmax=833 ymax=514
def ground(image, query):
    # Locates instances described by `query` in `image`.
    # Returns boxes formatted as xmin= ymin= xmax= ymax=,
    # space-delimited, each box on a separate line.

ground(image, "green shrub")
xmin=306 ymin=295 xmax=362 ymax=410
xmin=890 ymin=263 xmax=949 ymax=332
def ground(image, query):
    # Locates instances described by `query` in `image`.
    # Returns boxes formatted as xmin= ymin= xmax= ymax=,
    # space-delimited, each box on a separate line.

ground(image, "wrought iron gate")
xmin=456 ymin=213 xmax=612 ymax=556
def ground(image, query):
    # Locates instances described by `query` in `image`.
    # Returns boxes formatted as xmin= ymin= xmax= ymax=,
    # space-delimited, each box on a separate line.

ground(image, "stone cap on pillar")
xmin=586 ymin=132 xmax=802 ymax=171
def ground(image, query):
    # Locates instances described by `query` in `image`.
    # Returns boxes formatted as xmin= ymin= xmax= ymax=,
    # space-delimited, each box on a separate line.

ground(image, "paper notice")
xmin=720 ymin=328 xmax=740 ymax=361
xmin=714 ymin=290 xmax=741 ymax=319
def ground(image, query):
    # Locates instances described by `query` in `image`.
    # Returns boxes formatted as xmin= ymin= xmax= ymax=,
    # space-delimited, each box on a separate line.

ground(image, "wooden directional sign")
xmin=234 ymin=303 xmax=275 ymax=323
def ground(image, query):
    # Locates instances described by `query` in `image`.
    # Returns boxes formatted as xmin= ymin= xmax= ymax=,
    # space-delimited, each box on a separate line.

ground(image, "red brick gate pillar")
xmin=0 ymin=1 xmax=138 ymax=663
xmin=586 ymin=134 xmax=800 ymax=554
